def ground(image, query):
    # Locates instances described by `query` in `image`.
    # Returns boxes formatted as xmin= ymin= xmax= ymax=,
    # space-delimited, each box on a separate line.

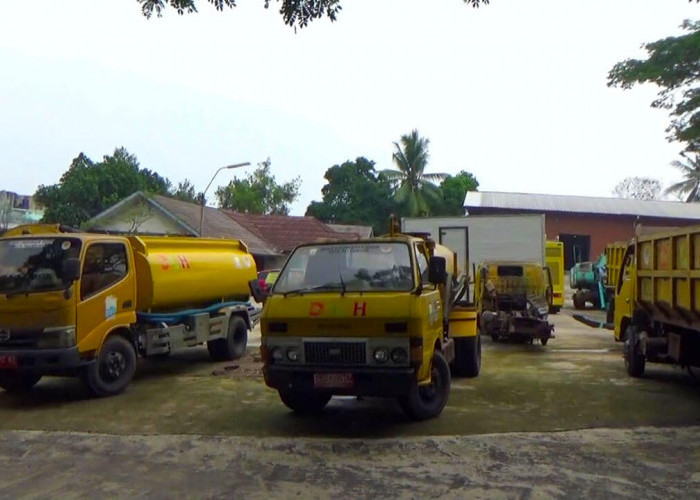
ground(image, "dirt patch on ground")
xmin=210 ymin=349 xmax=263 ymax=379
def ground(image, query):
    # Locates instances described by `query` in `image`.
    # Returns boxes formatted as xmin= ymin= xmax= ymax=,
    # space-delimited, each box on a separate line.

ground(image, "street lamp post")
xmin=198 ymin=162 xmax=250 ymax=235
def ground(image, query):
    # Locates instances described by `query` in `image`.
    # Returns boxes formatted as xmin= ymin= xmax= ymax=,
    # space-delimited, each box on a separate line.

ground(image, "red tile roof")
xmin=224 ymin=211 xmax=358 ymax=253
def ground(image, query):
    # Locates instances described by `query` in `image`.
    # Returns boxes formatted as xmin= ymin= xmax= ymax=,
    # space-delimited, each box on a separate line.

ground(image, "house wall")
xmin=85 ymin=201 xmax=187 ymax=235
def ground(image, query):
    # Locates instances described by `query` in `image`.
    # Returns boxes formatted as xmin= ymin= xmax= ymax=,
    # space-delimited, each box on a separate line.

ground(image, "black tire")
xmin=490 ymin=333 xmax=499 ymax=342
xmin=451 ymin=336 xmax=481 ymax=378
xmin=606 ymin=300 xmax=615 ymax=324
xmin=541 ymin=337 xmax=549 ymax=346
xmin=208 ymin=316 xmax=248 ymax=362
xmin=82 ymin=335 xmax=137 ymax=397
xmin=0 ymin=372 xmax=42 ymax=393
xmin=573 ymin=292 xmax=585 ymax=310
xmin=624 ymin=325 xmax=646 ymax=377
xmin=399 ymin=350 xmax=451 ymax=421
xmin=278 ymin=390 xmax=331 ymax=415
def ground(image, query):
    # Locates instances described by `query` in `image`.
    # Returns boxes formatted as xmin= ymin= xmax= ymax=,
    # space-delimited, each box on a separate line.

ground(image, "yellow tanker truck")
xmin=0 ymin=225 xmax=259 ymax=396
xmin=612 ymin=225 xmax=700 ymax=377
xmin=251 ymin=219 xmax=480 ymax=420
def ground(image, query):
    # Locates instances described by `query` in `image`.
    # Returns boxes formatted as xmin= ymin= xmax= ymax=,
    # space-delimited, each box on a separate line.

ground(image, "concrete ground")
xmin=0 ymin=302 xmax=699 ymax=497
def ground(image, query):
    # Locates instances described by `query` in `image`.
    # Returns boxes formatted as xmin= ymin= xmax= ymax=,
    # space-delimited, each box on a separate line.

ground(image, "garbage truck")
xmin=251 ymin=217 xmax=479 ymax=421
xmin=0 ymin=225 xmax=259 ymax=396
xmin=612 ymin=225 xmax=700 ymax=377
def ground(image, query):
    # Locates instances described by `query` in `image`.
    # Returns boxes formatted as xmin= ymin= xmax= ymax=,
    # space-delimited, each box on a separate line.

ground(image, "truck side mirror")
xmin=62 ymin=258 xmax=81 ymax=282
xmin=428 ymin=256 xmax=447 ymax=285
xmin=248 ymin=278 xmax=268 ymax=303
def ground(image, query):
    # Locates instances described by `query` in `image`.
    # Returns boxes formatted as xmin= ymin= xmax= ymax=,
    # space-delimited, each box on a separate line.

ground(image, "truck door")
xmin=614 ymin=245 xmax=635 ymax=341
xmin=414 ymin=242 xmax=443 ymax=381
xmin=439 ymin=227 xmax=469 ymax=299
xmin=76 ymin=242 xmax=136 ymax=352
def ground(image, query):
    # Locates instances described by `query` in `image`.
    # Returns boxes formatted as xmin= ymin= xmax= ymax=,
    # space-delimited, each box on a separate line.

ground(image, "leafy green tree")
xmin=430 ymin=170 xmax=480 ymax=215
xmin=665 ymin=153 xmax=700 ymax=202
xmin=139 ymin=0 xmax=489 ymax=28
xmin=382 ymin=129 xmax=447 ymax=216
xmin=215 ymin=158 xmax=301 ymax=215
xmin=608 ymin=20 xmax=700 ymax=153
xmin=171 ymin=179 xmax=203 ymax=203
xmin=35 ymin=148 xmax=172 ymax=227
xmin=305 ymin=157 xmax=397 ymax=234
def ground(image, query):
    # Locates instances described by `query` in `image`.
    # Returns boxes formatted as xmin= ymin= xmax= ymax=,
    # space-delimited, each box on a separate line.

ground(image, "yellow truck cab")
xmin=253 ymin=222 xmax=480 ymax=421
xmin=613 ymin=225 xmax=700 ymax=377
xmin=0 ymin=225 xmax=259 ymax=396
xmin=476 ymin=261 xmax=554 ymax=345
xmin=545 ymin=240 xmax=564 ymax=313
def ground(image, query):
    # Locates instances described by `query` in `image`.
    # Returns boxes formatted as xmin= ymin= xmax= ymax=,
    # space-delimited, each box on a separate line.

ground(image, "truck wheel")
xmin=278 ymin=390 xmax=331 ymax=414
xmin=0 ymin=372 xmax=42 ymax=393
xmin=399 ymin=350 xmax=451 ymax=421
xmin=624 ymin=325 xmax=645 ymax=377
xmin=451 ymin=336 xmax=481 ymax=378
xmin=541 ymin=337 xmax=549 ymax=346
xmin=82 ymin=335 xmax=137 ymax=397
xmin=606 ymin=301 xmax=615 ymax=324
xmin=208 ymin=316 xmax=248 ymax=362
xmin=572 ymin=292 xmax=585 ymax=310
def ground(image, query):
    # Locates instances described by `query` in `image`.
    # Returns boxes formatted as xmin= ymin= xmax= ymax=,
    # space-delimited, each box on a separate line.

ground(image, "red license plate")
xmin=0 ymin=355 xmax=18 ymax=369
xmin=313 ymin=372 xmax=353 ymax=389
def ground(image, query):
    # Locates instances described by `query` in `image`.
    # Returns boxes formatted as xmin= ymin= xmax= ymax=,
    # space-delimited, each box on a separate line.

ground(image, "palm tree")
xmin=665 ymin=152 xmax=700 ymax=202
xmin=383 ymin=129 xmax=447 ymax=216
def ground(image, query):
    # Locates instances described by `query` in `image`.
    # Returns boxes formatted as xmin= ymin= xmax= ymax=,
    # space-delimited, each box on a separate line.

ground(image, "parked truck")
xmin=613 ymin=225 xmax=700 ymax=377
xmin=475 ymin=261 xmax=554 ymax=345
xmin=546 ymin=240 xmax=564 ymax=313
xmin=0 ymin=225 xmax=260 ymax=396
xmin=252 ymin=218 xmax=479 ymax=421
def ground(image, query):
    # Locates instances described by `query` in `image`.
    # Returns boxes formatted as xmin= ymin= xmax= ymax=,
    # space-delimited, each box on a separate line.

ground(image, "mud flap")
xmin=441 ymin=338 xmax=455 ymax=364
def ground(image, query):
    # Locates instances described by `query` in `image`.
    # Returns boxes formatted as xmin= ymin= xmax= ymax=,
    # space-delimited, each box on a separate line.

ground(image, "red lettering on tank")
xmin=178 ymin=254 xmax=190 ymax=269
xmin=353 ymin=302 xmax=367 ymax=317
xmin=158 ymin=254 xmax=170 ymax=270
xmin=309 ymin=302 xmax=324 ymax=316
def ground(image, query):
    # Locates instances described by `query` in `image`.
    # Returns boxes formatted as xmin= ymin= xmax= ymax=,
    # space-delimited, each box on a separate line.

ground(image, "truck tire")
xmin=0 ymin=372 xmax=42 ymax=393
xmin=399 ymin=350 xmax=451 ymax=421
xmin=451 ymin=336 xmax=481 ymax=378
xmin=278 ymin=390 xmax=331 ymax=414
xmin=208 ymin=316 xmax=248 ymax=362
xmin=541 ymin=336 xmax=549 ymax=346
xmin=624 ymin=325 xmax=646 ymax=377
xmin=82 ymin=335 xmax=137 ymax=397
xmin=572 ymin=292 xmax=585 ymax=310
xmin=606 ymin=300 xmax=615 ymax=324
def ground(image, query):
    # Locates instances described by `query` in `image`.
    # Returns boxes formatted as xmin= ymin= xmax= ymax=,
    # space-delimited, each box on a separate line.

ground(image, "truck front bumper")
xmin=264 ymin=365 xmax=415 ymax=397
xmin=0 ymin=346 xmax=88 ymax=374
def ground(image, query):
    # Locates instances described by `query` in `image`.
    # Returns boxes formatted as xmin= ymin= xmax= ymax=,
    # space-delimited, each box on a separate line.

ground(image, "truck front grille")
xmin=304 ymin=341 xmax=366 ymax=365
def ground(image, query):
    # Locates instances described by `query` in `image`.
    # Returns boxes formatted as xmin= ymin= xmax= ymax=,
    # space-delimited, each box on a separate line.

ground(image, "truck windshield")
xmin=0 ymin=238 xmax=82 ymax=295
xmin=274 ymin=242 xmax=414 ymax=294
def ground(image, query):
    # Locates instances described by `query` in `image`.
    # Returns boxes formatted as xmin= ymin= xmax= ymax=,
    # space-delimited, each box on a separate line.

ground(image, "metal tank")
xmin=128 ymin=236 xmax=257 ymax=312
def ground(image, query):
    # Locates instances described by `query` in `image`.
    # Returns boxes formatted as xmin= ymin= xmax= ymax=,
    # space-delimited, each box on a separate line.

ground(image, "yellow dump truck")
xmin=613 ymin=225 xmax=700 ymax=377
xmin=545 ymin=240 xmax=564 ymax=313
xmin=0 ymin=225 xmax=259 ymax=396
xmin=476 ymin=261 xmax=554 ymax=345
xmin=251 ymin=221 xmax=480 ymax=420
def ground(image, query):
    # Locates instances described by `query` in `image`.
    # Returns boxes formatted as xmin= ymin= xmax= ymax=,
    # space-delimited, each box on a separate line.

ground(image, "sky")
xmin=1 ymin=0 xmax=698 ymax=215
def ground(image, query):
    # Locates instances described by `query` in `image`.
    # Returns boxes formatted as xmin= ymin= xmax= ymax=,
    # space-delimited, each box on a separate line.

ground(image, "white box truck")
xmin=401 ymin=214 xmax=546 ymax=276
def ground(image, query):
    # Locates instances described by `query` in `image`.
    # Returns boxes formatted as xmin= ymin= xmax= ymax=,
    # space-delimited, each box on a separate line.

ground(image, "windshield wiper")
xmin=338 ymin=272 xmax=346 ymax=297
xmin=283 ymin=284 xmax=344 ymax=297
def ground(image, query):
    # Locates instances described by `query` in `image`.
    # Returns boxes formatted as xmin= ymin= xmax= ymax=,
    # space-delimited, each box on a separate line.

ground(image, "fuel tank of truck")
xmin=128 ymin=236 xmax=257 ymax=312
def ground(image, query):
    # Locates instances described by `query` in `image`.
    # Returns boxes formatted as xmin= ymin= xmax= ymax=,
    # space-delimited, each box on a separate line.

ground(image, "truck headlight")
xmin=373 ymin=348 xmax=389 ymax=363
xmin=37 ymin=326 xmax=77 ymax=349
xmin=271 ymin=347 xmax=284 ymax=361
xmin=286 ymin=347 xmax=300 ymax=362
xmin=390 ymin=347 xmax=408 ymax=365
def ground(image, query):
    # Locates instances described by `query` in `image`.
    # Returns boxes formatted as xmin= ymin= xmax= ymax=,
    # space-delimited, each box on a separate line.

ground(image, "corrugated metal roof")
xmin=464 ymin=191 xmax=700 ymax=220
